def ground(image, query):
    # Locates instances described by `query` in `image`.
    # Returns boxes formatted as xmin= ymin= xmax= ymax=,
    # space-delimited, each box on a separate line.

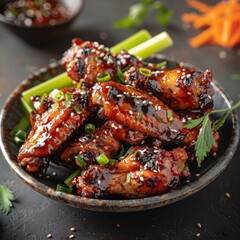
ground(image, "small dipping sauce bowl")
xmin=0 ymin=0 xmax=84 ymax=45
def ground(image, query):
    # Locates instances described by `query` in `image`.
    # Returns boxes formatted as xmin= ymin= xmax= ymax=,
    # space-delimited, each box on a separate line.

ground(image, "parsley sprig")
xmin=0 ymin=185 xmax=15 ymax=214
xmin=113 ymin=0 xmax=172 ymax=29
xmin=184 ymin=101 xmax=240 ymax=167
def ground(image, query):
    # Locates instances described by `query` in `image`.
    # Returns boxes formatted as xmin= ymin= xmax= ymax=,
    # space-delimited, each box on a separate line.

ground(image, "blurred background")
xmin=0 ymin=0 xmax=240 ymax=239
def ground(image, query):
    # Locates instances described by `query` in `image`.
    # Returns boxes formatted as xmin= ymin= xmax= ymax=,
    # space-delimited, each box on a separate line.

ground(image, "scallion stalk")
xmin=56 ymin=184 xmax=72 ymax=193
xmin=64 ymin=169 xmax=82 ymax=188
xmin=128 ymin=31 xmax=173 ymax=59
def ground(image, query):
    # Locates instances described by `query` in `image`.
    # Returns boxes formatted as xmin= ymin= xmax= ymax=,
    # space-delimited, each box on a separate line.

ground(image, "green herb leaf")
xmin=0 ymin=185 xmax=15 ymax=214
xmin=184 ymin=116 xmax=205 ymax=129
xmin=117 ymin=67 xmax=126 ymax=83
xmin=195 ymin=115 xmax=214 ymax=166
xmin=157 ymin=61 xmax=167 ymax=68
xmin=155 ymin=1 xmax=173 ymax=27
xmin=113 ymin=1 xmax=172 ymax=29
xmin=183 ymin=101 xmax=240 ymax=166
xmin=40 ymin=93 xmax=47 ymax=105
xmin=51 ymin=103 xmax=59 ymax=109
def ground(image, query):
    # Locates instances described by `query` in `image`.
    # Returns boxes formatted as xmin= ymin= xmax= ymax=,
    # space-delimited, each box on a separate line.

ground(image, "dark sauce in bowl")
xmin=3 ymin=0 xmax=72 ymax=26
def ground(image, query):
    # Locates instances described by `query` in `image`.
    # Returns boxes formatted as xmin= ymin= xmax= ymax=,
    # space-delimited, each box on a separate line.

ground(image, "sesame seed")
xmin=117 ymin=94 xmax=123 ymax=97
xmin=116 ymin=224 xmax=120 ymax=228
xmin=219 ymin=51 xmax=227 ymax=59
xmin=187 ymin=92 xmax=192 ymax=95
xmin=46 ymin=175 xmax=50 ymax=179
xmin=70 ymin=228 xmax=76 ymax=232
xmin=96 ymin=50 xmax=100 ymax=55
xmin=98 ymin=45 xmax=104 ymax=50
xmin=99 ymin=53 xmax=105 ymax=58
xmin=196 ymin=233 xmax=201 ymax=237
xmin=208 ymin=95 xmax=212 ymax=99
xmin=196 ymin=223 xmax=202 ymax=229
xmin=176 ymin=70 xmax=181 ymax=73
xmin=129 ymin=110 xmax=133 ymax=114
xmin=91 ymin=49 xmax=96 ymax=53
xmin=186 ymin=74 xmax=191 ymax=78
xmin=47 ymin=234 xmax=53 ymax=238
xmin=225 ymin=192 xmax=231 ymax=198
xmin=52 ymin=172 xmax=57 ymax=176
xmin=98 ymin=180 xmax=101 ymax=185
xmin=69 ymin=235 xmax=75 ymax=239
xmin=196 ymin=173 xmax=200 ymax=177
xmin=140 ymin=177 xmax=144 ymax=182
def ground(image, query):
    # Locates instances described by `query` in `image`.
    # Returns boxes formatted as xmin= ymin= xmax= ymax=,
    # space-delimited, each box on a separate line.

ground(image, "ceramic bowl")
xmin=0 ymin=0 xmax=84 ymax=45
xmin=0 ymin=58 xmax=239 ymax=212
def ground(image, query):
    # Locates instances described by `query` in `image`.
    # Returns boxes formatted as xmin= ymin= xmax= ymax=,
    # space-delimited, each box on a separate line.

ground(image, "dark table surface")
xmin=0 ymin=1 xmax=240 ymax=239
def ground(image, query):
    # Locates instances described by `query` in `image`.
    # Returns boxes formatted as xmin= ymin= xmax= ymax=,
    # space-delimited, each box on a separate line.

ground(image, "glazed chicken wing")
xmin=73 ymin=146 xmax=189 ymax=198
xmin=18 ymin=90 xmax=89 ymax=173
xmin=124 ymin=66 xmax=214 ymax=112
xmin=61 ymin=122 xmax=121 ymax=165
xmin=91 ymin=81 xmax=183 ymax=143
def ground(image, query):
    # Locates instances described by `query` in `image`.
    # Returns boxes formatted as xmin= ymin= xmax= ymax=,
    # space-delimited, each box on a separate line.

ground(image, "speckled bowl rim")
xmin=0 ymin=59 xmax=239 ymax=212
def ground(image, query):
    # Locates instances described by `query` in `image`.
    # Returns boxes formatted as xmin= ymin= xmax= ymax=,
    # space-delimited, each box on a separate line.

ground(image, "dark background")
xmin=0 ymin=0 xmax=240 ymax=239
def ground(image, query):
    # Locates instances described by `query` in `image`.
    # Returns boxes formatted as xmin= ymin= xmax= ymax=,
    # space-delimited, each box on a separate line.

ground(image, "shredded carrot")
xmin=182 ymin=0 xmax=240 ymax=48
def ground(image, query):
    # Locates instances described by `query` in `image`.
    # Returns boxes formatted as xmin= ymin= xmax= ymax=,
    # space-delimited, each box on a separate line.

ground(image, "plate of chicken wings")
xmin=0 ymin=39 xmax=239 ymax=212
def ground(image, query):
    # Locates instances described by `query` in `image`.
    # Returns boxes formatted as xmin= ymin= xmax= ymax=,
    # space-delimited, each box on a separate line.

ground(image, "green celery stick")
xmin=21 ymin=97 xmax=34 ymax=114
xmin=110 ymin=29 xmax=151 ymax=54
xmin=129 ymin=31 xmax=173 ymax=59
xmin=22 ymin=72 xmax=73 ymax=105
xmin=22 ymin=30 xmax=152 ymax=106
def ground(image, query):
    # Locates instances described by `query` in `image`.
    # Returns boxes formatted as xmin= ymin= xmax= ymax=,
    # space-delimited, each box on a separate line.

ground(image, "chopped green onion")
xmin=50 ymin=89 xmax=64 ymax=102
xmin=64 ymin=100 xmax=71 ymax=108
xmin=137 ymin=111 xmax=143 ymax=120
xmin=72 ymin=106 xmax=81 ymax=114
xmin=167 ymin=110 xmax=174 ymax=123
xmin=129 ymin=31 xmax=173 ymax=59
xmin=13 ymin=129 xmax=27 ymax=145
xmin=40 ymin=93 xmax=47 ymax=105
xmin=75 ymin=156 xmax=87 ymax=167
xmin=56 ymin=184 xmax=72 ymax=193
xmin=10 ymin=115 xmax=30 ymax=137
xmin=84 ymin=123 xmax=96 ymax=134
xmin=108 ymin=159 xmax=119 ymax=165
xmin=139 ymin=67 xmax=151 ymax=77
xmin=110 ymin=29 xmax=151 ymax=54
xmin=157 ymin=61 xmax=167 ymax=68
xmin=97 ymin=73 xmax=111 ymax=82
xmin=76 ymin=79 xmax=84 ymax=89
xmin=64 ymin=169 xmax=82 ymax=188
xmin=51 ymin=103 xmax=59 ymax=109
xmin=96 ymin=153 xmax=109 ymax=165
xmin=126 ymin=173 xmax=131 ymax=183
xmin=65 ymin=93 xmax=72 ymax=101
